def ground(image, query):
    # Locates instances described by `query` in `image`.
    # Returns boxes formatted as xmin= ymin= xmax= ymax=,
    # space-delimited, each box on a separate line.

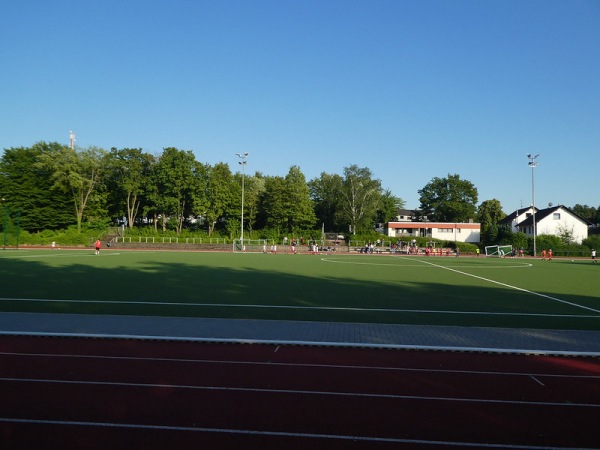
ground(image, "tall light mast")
xmin=236 ymin=152 xmax=249 ymax=249
xmin=527 ymin=154 xmax=539 ymax=257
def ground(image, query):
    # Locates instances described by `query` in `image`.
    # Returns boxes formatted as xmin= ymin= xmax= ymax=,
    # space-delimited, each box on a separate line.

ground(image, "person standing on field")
xmin=548 ymin=249 xmax=553 ymax=261
xmin=541 ymin=249 xmax=546 ymax=260
xmin=95 ymin=239 xmax=101 ymax=255
xmin=592 ymin=249 xmax=597 ymax=263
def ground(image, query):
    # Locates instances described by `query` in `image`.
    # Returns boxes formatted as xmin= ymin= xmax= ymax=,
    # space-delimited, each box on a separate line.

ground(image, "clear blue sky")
xmin=2 ymin=0 xmax=599 ymax=212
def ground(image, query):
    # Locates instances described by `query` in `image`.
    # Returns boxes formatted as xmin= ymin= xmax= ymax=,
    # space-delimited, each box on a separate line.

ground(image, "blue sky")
xmin=2 ymin=0 xmax=599 ymax=212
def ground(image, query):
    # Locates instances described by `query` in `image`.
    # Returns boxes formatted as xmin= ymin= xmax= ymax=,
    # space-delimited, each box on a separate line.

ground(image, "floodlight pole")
xmin=527 ymin=154 xmax=539 ymax=257
xmin=236 ymin=152 xmax=249 ymax=249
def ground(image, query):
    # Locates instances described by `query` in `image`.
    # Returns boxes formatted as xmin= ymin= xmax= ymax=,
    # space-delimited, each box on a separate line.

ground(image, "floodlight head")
xmin=527 ymin=154 xmax=532 ymax=158
xmin=244 ymin=152 xmax=249 ymax=156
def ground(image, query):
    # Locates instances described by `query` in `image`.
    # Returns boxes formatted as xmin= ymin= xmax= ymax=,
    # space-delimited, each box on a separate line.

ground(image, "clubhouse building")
xmin=385 ymin=210 xmax=481 ymax=243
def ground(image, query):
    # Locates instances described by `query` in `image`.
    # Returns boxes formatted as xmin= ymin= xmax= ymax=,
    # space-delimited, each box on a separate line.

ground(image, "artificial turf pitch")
xmin=0 ymin=249 xmax=598 ymax=331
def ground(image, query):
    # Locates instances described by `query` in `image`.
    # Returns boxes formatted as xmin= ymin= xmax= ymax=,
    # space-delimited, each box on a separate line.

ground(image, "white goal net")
xmin=484 ymin=245 xmax=513 ymax=257
xmin=232 ymin=239 xmax=275 ymax=253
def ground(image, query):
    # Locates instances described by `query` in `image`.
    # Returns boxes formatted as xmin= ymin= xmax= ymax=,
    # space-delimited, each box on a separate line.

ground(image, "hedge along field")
xmin=0 ymin=249 xmax=599 ymax=331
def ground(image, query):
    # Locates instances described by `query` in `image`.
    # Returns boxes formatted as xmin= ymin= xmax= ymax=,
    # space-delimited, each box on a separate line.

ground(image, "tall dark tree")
xmin=260 ymin=167 xmax=316 ymax=234
xmin=36 ymin=144 xmax=107 ymax=233
xmin=105 ymin=147 xmax=154 ymax=228
xmin=376 ymin=189 xmax=405 ymax=226
xmin=0 ymin=142 xmax=72 ymax=231
xmin=203 ymin=162 xmax=234 ymax=236
xmin=418 ymin=174 xmax=478 ymax=222
xmin=148 ymin=147 xmax=197 ymax=234
xmin=284 ymin=166 xmax=316 ymax=232
xmin=308 ymin=172 xmax=343 ymax=231
xmin=477 ymin=199 xmax=506 ymax=244
xmin=260 ymin=175 xmax=287 ymax=233
xmin=571 ymin=204 xmax=599 ymax=226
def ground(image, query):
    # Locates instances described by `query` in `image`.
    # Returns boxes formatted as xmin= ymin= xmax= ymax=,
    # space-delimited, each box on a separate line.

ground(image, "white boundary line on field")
xmin=0 ymin=297 xmax=599 ymax=319
xmin=0 ymin=252 xmax=123 ymax=259
xmin=320 ymin=256 xmax=533 ymax=269
xmin=408 ymin=257 xmax=600 ymax=315
xmin=322 ymin=255 xmax=600 ymax=315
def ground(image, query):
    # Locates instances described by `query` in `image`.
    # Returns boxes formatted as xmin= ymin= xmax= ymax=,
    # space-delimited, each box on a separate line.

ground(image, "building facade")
xmin=386 ymin=221 xmax=481 ymax=243
xmin=500 ymin=205 xmax=589 ymax=244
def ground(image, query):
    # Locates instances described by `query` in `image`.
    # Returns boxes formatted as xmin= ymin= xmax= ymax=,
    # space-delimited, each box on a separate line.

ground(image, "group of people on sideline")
xmin=89 ymin=238 xmax=597 ymax=263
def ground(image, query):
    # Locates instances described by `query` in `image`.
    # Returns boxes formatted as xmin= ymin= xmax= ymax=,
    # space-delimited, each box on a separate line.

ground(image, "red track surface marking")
xmin=1 ymin=336 xmax=599 ymax=449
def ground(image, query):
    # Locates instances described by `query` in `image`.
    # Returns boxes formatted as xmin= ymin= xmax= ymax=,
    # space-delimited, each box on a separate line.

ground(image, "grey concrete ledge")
xmin=1 ymin=312 xmax=599 ymax=356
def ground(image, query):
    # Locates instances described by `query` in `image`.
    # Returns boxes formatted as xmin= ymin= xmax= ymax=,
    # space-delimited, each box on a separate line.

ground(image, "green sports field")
xmin=0 ymin=249 xmax=599 ymax=331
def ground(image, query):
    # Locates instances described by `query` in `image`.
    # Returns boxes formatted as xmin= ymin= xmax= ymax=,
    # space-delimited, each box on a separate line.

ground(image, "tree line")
xmin=1 ymin=142 xmax=598 ymax=245
xmin=0 ymin=142 xmax=403 ymax=238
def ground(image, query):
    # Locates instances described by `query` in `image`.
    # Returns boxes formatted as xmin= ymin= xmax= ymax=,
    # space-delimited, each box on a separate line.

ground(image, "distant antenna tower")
xmin=69 ymin=131 xmax=76 ymax=149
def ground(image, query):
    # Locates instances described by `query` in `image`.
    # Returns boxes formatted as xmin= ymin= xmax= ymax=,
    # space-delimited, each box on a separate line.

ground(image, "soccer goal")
xmin=232 ymin=239 xmax=275 ymax=253
xmin=484 ymin=245 xmax=513 ymax=258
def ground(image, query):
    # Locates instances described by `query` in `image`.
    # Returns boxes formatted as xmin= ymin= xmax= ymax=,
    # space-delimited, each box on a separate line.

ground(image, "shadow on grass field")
xmin=0 ymin=250 xmax=599 ymax=330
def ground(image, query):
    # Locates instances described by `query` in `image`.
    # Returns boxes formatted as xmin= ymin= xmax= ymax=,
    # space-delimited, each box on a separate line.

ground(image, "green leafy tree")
xmin=105 ymin=147 xmax=154 ymax=228
xmin=203 ymin=162 xmax=234 ymax=236
xmin=376 ymin=189 xmax=405 ymax=225
xmin=418 ymin=174 xmax=478 ymax=222
xmin=477 ymin=199 xmax=506 ymax=244
xmin=308 ymin=172 xmax=343 ymax=231
xmin=338 ymin=165 xmax=382 ymax=234
xmin=0 ymin=142 xmax=72 ymax=231
xmin=149 ymin=148 xmax=197 ymax=234
xmin=36 ymin=144 xmax=107 ymax=233
xmin=510 ymin=232 xmax=528 ymax=251
xmin=260 ymin=166 xmax=316 ymax=234
xmin=260 ymin=175 xmax=287 ymax=233
xmin=230 ymin=172 xmax=265 ymax=236
xmin=571 ymin=204 xmax=599 ymax=226
xmin=284 ymin=166 xmax=317 ymax=232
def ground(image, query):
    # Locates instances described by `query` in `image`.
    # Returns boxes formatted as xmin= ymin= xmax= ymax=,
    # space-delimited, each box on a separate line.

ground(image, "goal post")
xmin=484 ymin=245 xmax=513 ymax=257
xmin=232 ymin=239 xmax=275 ymax=253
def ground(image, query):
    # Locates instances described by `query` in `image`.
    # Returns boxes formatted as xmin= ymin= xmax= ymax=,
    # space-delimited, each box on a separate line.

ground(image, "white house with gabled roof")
xmin=500 ymin=205 xmax=589 ymax=244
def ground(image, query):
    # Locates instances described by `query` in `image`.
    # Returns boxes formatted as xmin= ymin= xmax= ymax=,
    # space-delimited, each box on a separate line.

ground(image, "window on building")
xmin=553 ymin=213 xmax=560 ymax=220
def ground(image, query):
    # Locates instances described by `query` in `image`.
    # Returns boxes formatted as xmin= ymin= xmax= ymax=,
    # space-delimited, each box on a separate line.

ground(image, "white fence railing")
xmin=114 ymin=237 xmax=227 ymax=244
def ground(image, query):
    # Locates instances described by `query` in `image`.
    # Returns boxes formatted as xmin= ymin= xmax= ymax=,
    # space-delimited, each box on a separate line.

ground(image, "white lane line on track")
xmin=1 ymin=297 xmax=598 ymax=318
xmin=410 ymin=257 xmax=600 ymax=315
xmin=530 ymin=376 xmax=545 ymax=387
xmin=0 ymin=417 xmax=572 ymax=450
xmin=2 ymin=352 xmax=599 ymax=379
xmin=1 ymin=377 xmax=599 ymax=408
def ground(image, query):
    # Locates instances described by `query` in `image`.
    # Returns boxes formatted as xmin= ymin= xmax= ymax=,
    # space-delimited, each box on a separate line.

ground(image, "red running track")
xmin=1 ymin=336 xmax=599 ymax=449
